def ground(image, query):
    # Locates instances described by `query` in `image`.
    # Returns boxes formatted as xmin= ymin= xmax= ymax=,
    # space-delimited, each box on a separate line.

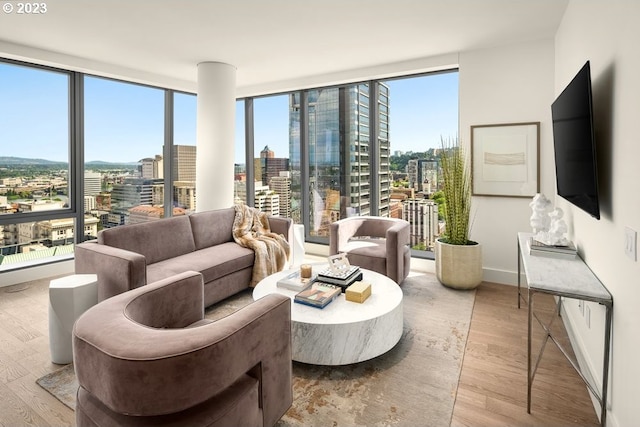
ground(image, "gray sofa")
xmin=75 ymin=207 xmax=292 ymax=307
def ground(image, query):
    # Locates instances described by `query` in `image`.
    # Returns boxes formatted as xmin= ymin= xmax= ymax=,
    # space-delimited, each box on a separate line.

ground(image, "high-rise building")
xmin=84 ymin=172 xmax=102 ymax=196
xmin=256 ymin=145 xmax=289 ymax=189
xmin=402 ymin=199 xmax=439 ymax=250
xmin=290 ymin=83 xmax=390 ymax=235
xmin=254 ymin=182 xmax=280 ymax=217
xmin=173 ymin=145 xmax=196 ymax=182
xmin=270 ymin=171 xmax=292 ymax=218
xmin=173 ymin=145 xmax=196 ymax=211
xmin=110 ymin=178 xmax=161 ymax=225
xmin=138 ymin=158 xmax=155 ymax=179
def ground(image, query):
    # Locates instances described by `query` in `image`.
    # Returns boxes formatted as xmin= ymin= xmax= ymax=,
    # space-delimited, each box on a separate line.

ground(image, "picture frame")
xmin=471 ymin=122 xmax=540 ymax=197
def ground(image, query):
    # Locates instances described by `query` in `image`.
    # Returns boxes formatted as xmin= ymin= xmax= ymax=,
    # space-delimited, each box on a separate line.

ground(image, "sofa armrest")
xmin=75 ymin=241 xmax=147 ymax=301
xmin=386 ymin=220 xmax=410 ymax=281
xmin=125 ymin=271 xmax=205 ymax=328
xmin=267 ymin=216 xmax=292 ymax=242
xmin=329 ymin=217 xmax=363 ymax=255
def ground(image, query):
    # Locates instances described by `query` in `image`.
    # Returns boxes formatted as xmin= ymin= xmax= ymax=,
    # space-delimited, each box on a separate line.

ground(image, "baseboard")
xmin=0 ymin=259 xmax=74 ymax=288
xmin=482 ymin=267 xmax=519 ymax=286
xmin=561 ymin=302 xmax=618 ymax=427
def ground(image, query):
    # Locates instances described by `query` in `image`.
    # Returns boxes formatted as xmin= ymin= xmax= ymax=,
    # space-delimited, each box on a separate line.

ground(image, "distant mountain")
xmin=0 ymin=157 xmax=138 ymax=167
xmin=86 ymin=160 xmax=139 ymax=166
xmin=0 ymin=156 xmax=66 ymax=165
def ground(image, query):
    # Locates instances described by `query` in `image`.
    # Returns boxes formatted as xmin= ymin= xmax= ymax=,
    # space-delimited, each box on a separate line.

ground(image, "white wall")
xmin=458 ymin=39 xmax=556 ymax=284
xmin=554 ymin=2 xmax=640 ymax=426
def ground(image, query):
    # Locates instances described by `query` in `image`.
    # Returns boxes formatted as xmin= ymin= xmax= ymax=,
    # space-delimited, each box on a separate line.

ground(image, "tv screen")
xmin=551 ymin=61 xmax=600 ymax=220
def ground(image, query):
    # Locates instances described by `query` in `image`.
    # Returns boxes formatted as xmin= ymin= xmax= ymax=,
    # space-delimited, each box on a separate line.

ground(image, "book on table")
xmin=528 ymin=237 xmax=577 ymax=259
xmin=317 ymin=265 xmax=363 ymax=290
xmin=294 ymin=282 xmax=342 ymax=308
xmin=276 ymin=270 xmax=317 ymax=292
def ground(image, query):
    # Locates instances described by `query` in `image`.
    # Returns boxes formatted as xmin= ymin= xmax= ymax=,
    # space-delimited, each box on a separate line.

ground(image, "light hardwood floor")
xmin=0 ymin=276 xmax=599 ymax=427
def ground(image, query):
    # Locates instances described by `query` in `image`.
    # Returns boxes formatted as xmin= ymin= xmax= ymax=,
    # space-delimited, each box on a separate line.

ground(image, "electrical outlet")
xmin=585 ymin=305 xmax=591 ymax=328
xmin=625 ymin=226 xmax=637 ymax=261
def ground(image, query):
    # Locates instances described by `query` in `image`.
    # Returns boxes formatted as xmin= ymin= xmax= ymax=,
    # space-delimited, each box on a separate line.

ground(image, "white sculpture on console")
xmin=534 ymin=207 xmax=570 ymax=246
xmin=529 ymin=193 xmax=552 ymax=234
xmin=547 ymin=207 xmax=569 ymax=246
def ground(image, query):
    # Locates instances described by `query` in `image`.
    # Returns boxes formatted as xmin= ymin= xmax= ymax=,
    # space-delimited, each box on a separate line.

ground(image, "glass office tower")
xmin=291 ymin=83 xmax=390 ymax=237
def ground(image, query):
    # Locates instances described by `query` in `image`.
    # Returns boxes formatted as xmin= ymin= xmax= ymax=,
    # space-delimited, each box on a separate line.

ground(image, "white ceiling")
xmin=0 ymin=0 xmax=568 ymax=96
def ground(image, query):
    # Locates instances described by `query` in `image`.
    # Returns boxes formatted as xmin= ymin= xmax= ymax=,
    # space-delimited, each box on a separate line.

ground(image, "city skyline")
xmin=1 ymin=62 xmax=458 ymax=164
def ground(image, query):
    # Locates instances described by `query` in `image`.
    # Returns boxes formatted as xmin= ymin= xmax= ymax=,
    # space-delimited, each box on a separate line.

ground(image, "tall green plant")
xmin=439 ymin=136 xmax=472 ymax=245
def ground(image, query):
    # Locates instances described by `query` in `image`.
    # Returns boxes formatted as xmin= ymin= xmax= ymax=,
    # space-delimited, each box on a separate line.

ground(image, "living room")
xmin=1 ymin=1 xmax=638 ymax=426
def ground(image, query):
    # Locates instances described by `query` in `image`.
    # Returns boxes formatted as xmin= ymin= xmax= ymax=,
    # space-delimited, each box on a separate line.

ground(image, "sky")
xmin=0 ymin=61 xmax=458 ymax=164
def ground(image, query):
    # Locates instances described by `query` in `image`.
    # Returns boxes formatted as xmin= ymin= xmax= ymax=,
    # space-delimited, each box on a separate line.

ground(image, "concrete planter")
xmin=435 ymin=238 xmax=482 ymax=290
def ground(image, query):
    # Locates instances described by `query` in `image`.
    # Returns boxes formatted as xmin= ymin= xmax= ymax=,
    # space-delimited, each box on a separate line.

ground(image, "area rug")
xmin=36 ymin=363 xmax=77 ymax=410
xmin=36 ymin=273 xmax=475 ymax=426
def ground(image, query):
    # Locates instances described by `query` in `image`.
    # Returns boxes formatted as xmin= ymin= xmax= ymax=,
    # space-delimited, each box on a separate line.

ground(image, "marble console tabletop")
xmin=253 ymin=266 xmax=404 ymax=365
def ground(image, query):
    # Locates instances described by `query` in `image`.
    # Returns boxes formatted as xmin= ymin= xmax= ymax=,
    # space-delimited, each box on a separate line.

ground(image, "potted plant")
xmin=435 ymin=136 xmax=482 ymax=289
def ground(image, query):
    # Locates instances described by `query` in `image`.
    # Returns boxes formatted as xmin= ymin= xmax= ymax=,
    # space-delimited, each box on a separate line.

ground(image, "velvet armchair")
xmin=329 ymin=216 xmax=411 ymax=284
xmin=72 ymin=270 xmax=292 ymax=427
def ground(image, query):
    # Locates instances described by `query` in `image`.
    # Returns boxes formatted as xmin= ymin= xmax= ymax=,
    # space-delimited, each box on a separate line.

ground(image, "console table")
xmin=517 ymin=232 xmax=612 ymax=427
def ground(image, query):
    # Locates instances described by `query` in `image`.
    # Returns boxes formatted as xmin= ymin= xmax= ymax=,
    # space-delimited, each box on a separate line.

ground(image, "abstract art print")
xmin=471 ymin=122 xmax=540 ymax=197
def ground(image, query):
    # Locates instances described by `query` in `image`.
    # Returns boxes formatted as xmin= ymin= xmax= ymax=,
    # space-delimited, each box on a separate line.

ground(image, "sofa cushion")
xmin=147 ymin=242 xmax=255 ymax=285
xmin=98 ymin=216 xmax=196 ymax=265
xmin=189 ymin=208 xmax=236 ymax=250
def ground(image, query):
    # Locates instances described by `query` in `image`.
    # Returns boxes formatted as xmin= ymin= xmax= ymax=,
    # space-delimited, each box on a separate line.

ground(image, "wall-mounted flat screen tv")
xmin=551 ymin=60 xmax=600 ymax=220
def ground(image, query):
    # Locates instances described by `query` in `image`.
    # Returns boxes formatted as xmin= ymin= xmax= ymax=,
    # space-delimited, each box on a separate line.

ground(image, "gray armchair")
xmin=329 ymin=216 xmax=411 ymax=284
xmin=73 ymin=271 xmax=292 ymax=427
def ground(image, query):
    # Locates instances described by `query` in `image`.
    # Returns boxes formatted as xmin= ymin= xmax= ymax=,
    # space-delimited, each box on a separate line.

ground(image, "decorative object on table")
xmin=294 ymin=282 xmax=342 ymax=308
xmin=534 ymin=207 xmax=570 ymax=246
xmin=328 ymin=253 xmax=351 ymax=274
xmin=345 ymin=281 xmax=372 ymax=303
xmin=300 ymin=263 xmax=313 ymax=279
xmin=317 ymin=263 xmax=363 ymax=291
xmin=529 ymin=193 xmax=552 ymax=234
xmin=528 ymin=237 xmax=577 ymax=260
xmin=435 ymin=136 xmax=483 ymax=290
xmin=471 ymin=122 xmax=540 ymax=197
xmin=276 ymin=269 xmax=316 ymax=292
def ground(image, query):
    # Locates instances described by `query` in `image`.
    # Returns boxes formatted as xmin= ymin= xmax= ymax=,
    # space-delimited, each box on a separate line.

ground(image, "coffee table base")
xmin=292 ymin=303 xmax=403 ymax=365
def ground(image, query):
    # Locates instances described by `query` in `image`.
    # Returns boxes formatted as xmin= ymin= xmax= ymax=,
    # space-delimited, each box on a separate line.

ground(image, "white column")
xmin=196 ymin=62 xmax=236 ymax=212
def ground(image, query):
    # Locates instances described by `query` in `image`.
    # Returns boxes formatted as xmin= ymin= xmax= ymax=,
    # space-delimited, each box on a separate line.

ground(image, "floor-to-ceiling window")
xmin=252 ymin=95 xmax=291 ymax=218
xmin=1 ymin=56 xmax=458 ymax=270
xmin=383 ymin=71 xmax=459 ymax=255
xmin=172 ymin=92 xmax=197 ymax=214
xmin=84 ymin=76 xmax=165 ymax=227
xmin=0 ymin=60 xmax=76 ymax=267
xmin=234 ymin=100 xmax=246 ymax=204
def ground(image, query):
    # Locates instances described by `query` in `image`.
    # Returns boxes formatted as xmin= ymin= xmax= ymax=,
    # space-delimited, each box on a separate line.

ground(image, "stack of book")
xmin=294 ymin=282 xmax=342 ymax=308
xmin=276 ymin=270 xmax=317 ymax=292
xmin=528 ymin=237 xmax=577 ymax=259
xmin=317 ymin=265 xmax=363 ymax=291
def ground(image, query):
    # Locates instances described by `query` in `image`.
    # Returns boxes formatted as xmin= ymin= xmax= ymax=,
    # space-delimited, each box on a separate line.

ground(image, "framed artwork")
xmin=471 ymin=122 xmax=540 ymax=197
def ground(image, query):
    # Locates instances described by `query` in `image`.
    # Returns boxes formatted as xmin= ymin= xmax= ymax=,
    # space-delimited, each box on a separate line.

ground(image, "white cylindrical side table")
xmin=49 ymin=274 xmax=98 ymax=364
xmin=290 ymin=224 xmax=306 ymax=268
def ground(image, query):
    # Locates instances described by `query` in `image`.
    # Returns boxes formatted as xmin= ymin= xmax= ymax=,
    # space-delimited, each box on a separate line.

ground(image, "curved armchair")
xmin=329 ymin=216 xmax=411 ymax=284
xmin=72 ymin=271 xmax=292 ymax=427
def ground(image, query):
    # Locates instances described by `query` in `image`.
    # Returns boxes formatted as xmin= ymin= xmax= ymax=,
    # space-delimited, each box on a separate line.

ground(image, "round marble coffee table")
xmin=253 ymin=266 xmax=403 ymax=366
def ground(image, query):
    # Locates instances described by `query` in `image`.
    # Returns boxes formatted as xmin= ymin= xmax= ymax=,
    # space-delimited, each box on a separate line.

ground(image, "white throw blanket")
xmin=232 ymin=204 xmax=290 ymax=286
